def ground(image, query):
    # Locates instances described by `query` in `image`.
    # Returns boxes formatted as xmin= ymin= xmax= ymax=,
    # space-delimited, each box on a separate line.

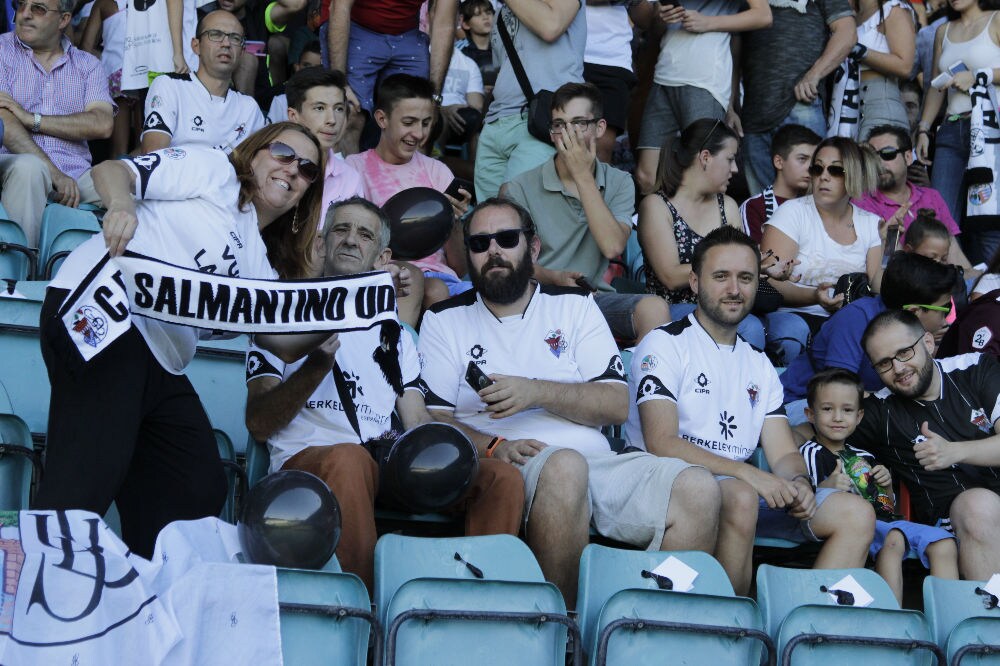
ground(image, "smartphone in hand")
xmin=445 ymin=178 xmax=476 ymax=205
xmin=465 ymin=361 xmax=494 ymax=392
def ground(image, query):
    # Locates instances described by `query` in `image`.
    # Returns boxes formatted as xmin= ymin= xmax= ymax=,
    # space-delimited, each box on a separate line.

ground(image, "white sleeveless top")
xmin=100 ymin=0 xmax=127 ymax=77
xmin=940 ymin=12 xmax=1000 ymax=115
xmin=857 ymin=0 xmax=913 ymax=75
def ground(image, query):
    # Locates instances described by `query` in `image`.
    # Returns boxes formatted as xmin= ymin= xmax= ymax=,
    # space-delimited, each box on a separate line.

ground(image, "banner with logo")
xmin=0 ymin=511 xmax=280 ymax=665
xmin=966 ymin=69 xmax=1000 ymax=231
xmin=60 ymin=251 xmax=398 ymax=363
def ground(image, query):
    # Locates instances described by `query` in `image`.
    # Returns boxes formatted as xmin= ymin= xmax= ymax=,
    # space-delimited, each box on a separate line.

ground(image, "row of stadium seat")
xmin=0 ymin=203 xmax=102 ymax=282
xmin=278 ymin=535 xmax=1000 ymax=666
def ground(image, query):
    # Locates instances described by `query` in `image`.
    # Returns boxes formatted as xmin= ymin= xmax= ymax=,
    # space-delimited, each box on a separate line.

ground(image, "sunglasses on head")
xmin=808 ymin=163 xmax=846 ymax=178
xmin=266 ymin=141 xmax=319 ymax=183
xmin=465 ymin=229 xmax=525 ymax=253
xmin=875 ymin=147 xmax=903 ymax=161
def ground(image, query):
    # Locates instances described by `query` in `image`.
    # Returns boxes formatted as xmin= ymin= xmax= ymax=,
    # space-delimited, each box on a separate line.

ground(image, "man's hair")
xmin=463 ymin=197 xmax=537 ymax=240
xmin=551 ymin=82 xmax=604 ymax=121
xmin=57 ymin=0 xmax=73 ymax=12
xmin=806 ymin=368 xmax=864 ymax=409
xmin=861 ymin=309 xmax=926 ymax=356
xmin=324 ymin=196 xmax=392 ymax=253
xmin=690 ymin=225 xmax=761 ymax=276
xmin=904 ymin=209 xmax=950 ymax=248
xmin=195 ymin=10 xmax=243 ymax=39
xmin=375 ymin=74 xmax=435 ymax=114
xmin=286 ymin=67 xmax=348 ymax=112
xmin=654 ymin=118 xmax=740 ymax=197
xmin=812 ymin=136 xmax=880 ymax=199
xmin=900 ymin=78 xmax=922 ymax=97
xmin=299 ymin=39 xmax=321 ymax=61
xmin=880 ymin=250 xmax=958 ymax=309
xmin=460 ymin=0 xmax=494 ymax=22
xmin=770 ymin=124 xmax=822 ymax=160
xmin=865 ymin=123 xmax=913 ymax=153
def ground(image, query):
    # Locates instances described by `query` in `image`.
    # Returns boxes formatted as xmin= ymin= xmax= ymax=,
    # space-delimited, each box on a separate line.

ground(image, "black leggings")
xmin=34 ymin=288 xmax=226 ymax=558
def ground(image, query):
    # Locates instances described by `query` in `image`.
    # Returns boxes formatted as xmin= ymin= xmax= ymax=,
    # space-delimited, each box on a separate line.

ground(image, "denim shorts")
xmin=637 ymin=84 xmax=724 ymax=151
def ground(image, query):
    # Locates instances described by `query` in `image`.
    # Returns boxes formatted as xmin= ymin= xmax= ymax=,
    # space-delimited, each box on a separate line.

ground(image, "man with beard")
xmin=856 ymin=125 xmax=977 ymax=272
xmin=244 ymin=197 xmax=524 ymax=591
xmin=418 ymin=198 xmax=720 ymax=608
xmin=624 ymin=226 xmax=875 ymax=595
xmin=854 ymin=309 xmax=1000 ymax=579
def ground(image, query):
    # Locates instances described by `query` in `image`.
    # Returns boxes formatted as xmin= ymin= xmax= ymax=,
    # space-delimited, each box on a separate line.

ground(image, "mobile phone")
xmin=465 ymin=361 xmax=494 ymax=392
xmin=882 ymin=225 xmax=900 ymax=267
xmin=930 ymin=72 xmax=953 ymax=89
xmin=575 ymin=275 xmax=598 ymax=292
xmin=445 ymin=178 xmax=476 ymax=205
xmin=948 ymin=60 xmax=969 ymax=75
xmin=244 ymin=40 xmax=266 ymax=57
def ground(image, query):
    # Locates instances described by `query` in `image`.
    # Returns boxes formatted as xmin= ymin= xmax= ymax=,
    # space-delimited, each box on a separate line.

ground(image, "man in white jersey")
xmin=140 ymin=10 xmax=264 ymax=154
xmin=244 ymin=197 xmax=523 ymax=591
xmin=625 ymin=225 xmax=875 ymax=595
xmin=419 ymin=198 xmax=721 ymax=608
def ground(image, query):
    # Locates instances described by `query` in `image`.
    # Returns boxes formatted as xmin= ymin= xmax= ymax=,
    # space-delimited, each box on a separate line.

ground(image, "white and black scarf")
xmin=966 ymin=68 xmax=1000 ymax=231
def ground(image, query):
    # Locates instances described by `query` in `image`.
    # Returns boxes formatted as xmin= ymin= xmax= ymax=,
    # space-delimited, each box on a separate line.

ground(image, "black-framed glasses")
xmin=697 ymin=118 xmax=724 ymax=154
xmin=875 ymin=147 xmax=903 ymax=161
xmin=465 ymin=229 xmax=525 ymax=253
xmin=548 ymin=118 xmax=599 ymax=133
xmin=198 ymin=29 xmax=247 ymax=47
xmin=265 ymin=141 xmax=319 ymax=183
xmin=13 ymin=0 xmax=64 ymax=17
xmin=808 ymin=163 xmax=846 ymax=178
xmin=871 ymin=335 xmax=925 ymax=374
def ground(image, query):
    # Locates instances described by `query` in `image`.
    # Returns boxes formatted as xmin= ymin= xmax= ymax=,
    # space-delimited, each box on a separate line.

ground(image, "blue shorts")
xmin=756 ymin=487 xmax=841 ymax=543
xmin=423 ymin=270 xmax=472 ymax=297
xmin=872 ymin=519 xmax=955 ymax=568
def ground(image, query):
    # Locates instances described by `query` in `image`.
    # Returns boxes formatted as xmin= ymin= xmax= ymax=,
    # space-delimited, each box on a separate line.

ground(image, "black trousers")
xmin=34 ymin=288 xmax=226 ymax=558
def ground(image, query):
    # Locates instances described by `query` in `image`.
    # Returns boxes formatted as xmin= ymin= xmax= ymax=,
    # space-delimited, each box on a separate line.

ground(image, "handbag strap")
xmin=496 ymin=11 xmax=536 ymax=102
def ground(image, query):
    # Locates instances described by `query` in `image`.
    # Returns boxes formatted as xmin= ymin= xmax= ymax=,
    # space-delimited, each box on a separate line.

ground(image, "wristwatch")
xmin=31 ymin=112 xmax=42 ymax=133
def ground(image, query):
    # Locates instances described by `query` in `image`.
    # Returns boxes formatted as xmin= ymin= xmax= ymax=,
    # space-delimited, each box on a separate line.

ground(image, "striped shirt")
xmin=0 ymin=32 xmax=113 ymax=179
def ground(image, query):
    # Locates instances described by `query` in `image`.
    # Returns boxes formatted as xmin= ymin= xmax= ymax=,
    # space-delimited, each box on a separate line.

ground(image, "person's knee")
xmin=477 ymin=458 xmax=525 ymax=499
xmin=721 ymin=479 xmax=759 ymax=529
xmin=671 ymin=466 xmax=721 ymax=516
xmin=634 ymin=296 xmax=670 ymax=340
xmin=925 ymin=537 xmax=957 ymax=562
xmin=2 ymin=153 xmax=50 ymax=187
xmin=818 ymin=491 xmax=876 ymax=536
xmin=950 ymin=489 xmax=1000 ymax=542
xmin=879 ymin=529 xmax=907 ymax=558
xmin=422 ymin=277 xmax=451 ymax=310
xmin=537 ymin=448 xmax=588 ymax=504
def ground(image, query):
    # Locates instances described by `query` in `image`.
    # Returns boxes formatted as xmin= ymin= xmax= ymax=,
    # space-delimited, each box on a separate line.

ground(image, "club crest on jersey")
xmin=71 ymin=306 xmax=107 ymax=348
xmin=640 ymin=354 xmax=657 ymax=372
xmin=150 ymin=95 xmax=162 ymax=108
xmin=746 ymin=382 xmax=759 ymax=408
xmin=164 ymin=147 xmax=186 ymax=160
xmin=234 ymin=122 xmax=247 ymax=142
xmin=971 ymin=408 xmax=991 ymax=433
xmin=973 ymin=326 xmax=993 ymax=350
xmin=544 ymin=329 xmax=567 ymax=358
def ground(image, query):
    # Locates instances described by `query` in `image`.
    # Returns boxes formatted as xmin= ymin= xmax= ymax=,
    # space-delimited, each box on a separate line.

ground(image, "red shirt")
xmin=321 ymin=0 xmax=424 ymax=35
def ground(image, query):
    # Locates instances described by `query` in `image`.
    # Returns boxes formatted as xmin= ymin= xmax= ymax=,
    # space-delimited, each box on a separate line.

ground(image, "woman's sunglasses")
xmin=465 ymin=229 xmax=525 ymax=253
xmin=808 ymin=163 xmax=846 ymax=178
xmin=266 ymin=141 xmax=319 ymax=183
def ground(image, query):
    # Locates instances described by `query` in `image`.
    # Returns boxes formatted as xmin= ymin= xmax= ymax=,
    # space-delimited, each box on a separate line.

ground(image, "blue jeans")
xmin=743 ymin=99 xmax=827 ymax=195
xmin=764 ymin=310 xmax=812 ymax=367
xmin=669 ymin=303 xmax=766 ymax=350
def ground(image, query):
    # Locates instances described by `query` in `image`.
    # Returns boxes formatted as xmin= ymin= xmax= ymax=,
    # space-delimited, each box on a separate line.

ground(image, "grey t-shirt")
xmin=740 ymin=0 xmax=854 ymax=134
xmin=486 ymin=2 xmax=587 ymax=123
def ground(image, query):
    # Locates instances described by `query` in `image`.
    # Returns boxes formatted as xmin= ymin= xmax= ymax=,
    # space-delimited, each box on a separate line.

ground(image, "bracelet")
xmin=31 ymin=112 xmax=41 ymax=133
xmin=485 ymin=436 xmax=505 ymax=458
xmin=916 ymin=129 xmax=930 ymax=137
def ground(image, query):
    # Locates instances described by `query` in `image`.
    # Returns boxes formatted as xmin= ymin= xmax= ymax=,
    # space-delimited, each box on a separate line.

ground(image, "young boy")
xmin=740 ymin=124 xmax=821 ymax=242
xmin=799 ymin=369 xmax=959 ymax=604
xmin=457 ymin=0 xmax=495 ymax=79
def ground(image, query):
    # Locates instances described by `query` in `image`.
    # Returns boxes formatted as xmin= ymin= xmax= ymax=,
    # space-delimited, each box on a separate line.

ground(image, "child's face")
xmin=774 ymin=143 xmax=816 ymax=194
xmin=375 ymin=97 xmax=435 ymax=164
xmin=463 ymin=7 xmax=494 ymax=36
xmin=806 ymin=382 xmax=863 ymax=444
xmin=909 ymin=236 xmax=951 ymax=264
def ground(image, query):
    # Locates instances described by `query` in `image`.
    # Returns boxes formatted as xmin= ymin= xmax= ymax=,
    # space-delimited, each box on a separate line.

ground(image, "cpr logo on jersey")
xmin=544 ymin=329 xmax=567 ymax=358
xmin=746 ymin=382 xmax=759 ymax=408
xmin=695 ymin=372 xmax=710 ymax=394
xmin=467 ymin=344 xmax=487 ymax=365
xmin=71 ymin=306 xmax=108 ymax=348
xmin=971 ymin=408 xmax=991 ymax=433
xmin=973 ymin=326 xmax=993 ymax=350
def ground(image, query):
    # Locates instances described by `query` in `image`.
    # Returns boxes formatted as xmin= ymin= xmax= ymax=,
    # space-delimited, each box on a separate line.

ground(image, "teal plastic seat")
xmin=923 ymin=575 xmax=1000 ymax=665
xmin=0 ymin=218 xmax=36 ymax=280
xmin=0 ymin=412 xmax=37 ymax=510
xmin=276 ymin=567 xmax=377 ymax=666
xmin=757 ymin=564 xmax=943 ymax=665
xmin=38 ymin=203 xmax=100 ymax=274
xmin=375 ymin=533 xmax=578 ymax=665
xmin=43 ymin=227 xmax=97 ymax=278
xmin=576 ymin=544 xmax=770 ymax=665
xmin=245 ymin=434 xmax=270 ymax=490
xmin=214 ymin=429 xmax=246 ymax=523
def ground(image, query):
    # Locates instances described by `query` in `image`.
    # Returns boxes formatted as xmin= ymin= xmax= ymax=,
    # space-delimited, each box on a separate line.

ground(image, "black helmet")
xmin=238 ymin=470 xmax=342 ymax=569
xmin=382 ymin=187 xmax=454 ymax=260
xmin=377 ymin=423 xmax=479 ymax=513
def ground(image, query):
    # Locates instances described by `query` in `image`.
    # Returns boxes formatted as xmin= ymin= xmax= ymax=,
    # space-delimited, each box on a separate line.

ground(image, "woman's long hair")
xmin=811 ymin=136 xmax=880 ymax=199
xmin=653 ymin=118 xmax=739 ymax=198
xmin=229 ymin=121 xmax=325 ymax=279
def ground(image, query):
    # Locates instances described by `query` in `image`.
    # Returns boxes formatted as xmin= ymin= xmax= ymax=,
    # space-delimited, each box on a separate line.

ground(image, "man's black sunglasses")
xmin=465 ymin=229 xmax=526 ymax=253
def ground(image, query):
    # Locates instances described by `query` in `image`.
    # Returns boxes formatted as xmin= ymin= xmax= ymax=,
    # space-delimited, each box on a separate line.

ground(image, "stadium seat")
xmin=0 ymin=217 xmax=37 ymax=281
xmin=0 ymin=282 xmax=49 ymax=435
xmin=923 ymin=575 xmax=1000 ymax=665
xmin=42 ymin=228 xmax=98 ymax=278
xmin=375 ymin=533 xmax=580 ymax=665
xmin=215 ymin=429 xmax=246 ymax=523
xmin=576 ymin=544 xmax=771 ymax=666
xmin=276 ymin=567 xmax=378 ymax=666
xmin=37 ymin=203 xmax=101 ymax=277
xmin=756 ymin=564 xmax=943 ymax=665
xmin=245 ymin=434 xmax=270 ymax=490
xmin=0 ymin=412 xmax=37 ymax=510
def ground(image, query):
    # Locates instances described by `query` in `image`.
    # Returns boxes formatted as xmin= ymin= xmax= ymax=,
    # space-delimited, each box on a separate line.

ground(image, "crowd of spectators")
xmin=2 ymin=0 xmax=1000 ymax=607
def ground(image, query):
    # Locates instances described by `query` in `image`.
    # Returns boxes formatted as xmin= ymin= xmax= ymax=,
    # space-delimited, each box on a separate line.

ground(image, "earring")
xmin=291 ymin=205 xmax=301 ymax=234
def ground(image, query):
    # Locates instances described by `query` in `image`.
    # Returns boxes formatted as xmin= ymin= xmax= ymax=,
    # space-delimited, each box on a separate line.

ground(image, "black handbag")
xmin=833 ymin=272 xmax=873 ymax=305
xmin=496 ymin=12 xmax=554 ymax=146
xmin=752 ymin=278 xmax=784 ymax=315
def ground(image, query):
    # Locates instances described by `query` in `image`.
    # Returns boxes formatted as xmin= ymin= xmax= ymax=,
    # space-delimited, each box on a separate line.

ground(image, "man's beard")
xmin=892 ymin=355 xmax=935 ymax=399
xmin=879 ymin=169 xmax=898 ymax=191
xmin=697 ymin=287 xmax=754 ymax=330
xmin=471 ymin=250 xmax=534 ymax=305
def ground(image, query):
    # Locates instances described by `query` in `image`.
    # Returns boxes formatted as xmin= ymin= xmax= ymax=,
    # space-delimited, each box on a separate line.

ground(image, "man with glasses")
xmin=501 ymin=82 xmax=669 ymax=343
xmin=0 ymin=0 xmax=113 ymax=246
xmin=418 ymin=198 xmax=718 ymax=608
xmin=140 ymin=10 xmax=264 ymax=154
xmin=854 ymin=309 xmax=1000 ymax=579
xmin=857 ymin=124 xmax=978 ymax=274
